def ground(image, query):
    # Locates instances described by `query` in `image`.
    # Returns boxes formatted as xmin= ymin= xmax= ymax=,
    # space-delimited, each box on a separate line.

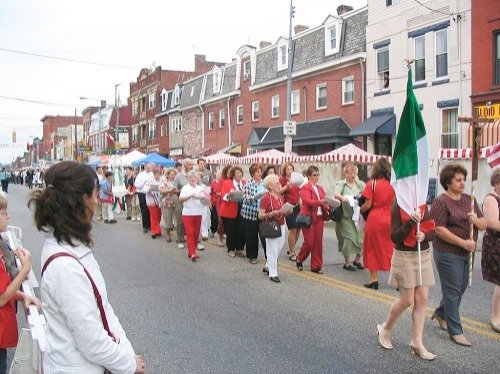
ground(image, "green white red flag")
xmin=390 ymin=68 xmax=429 ymax=215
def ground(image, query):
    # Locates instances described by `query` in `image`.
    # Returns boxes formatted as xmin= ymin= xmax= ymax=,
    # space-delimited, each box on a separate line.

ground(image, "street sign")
xmin=283 ymin=120 xmax=296 ymax=136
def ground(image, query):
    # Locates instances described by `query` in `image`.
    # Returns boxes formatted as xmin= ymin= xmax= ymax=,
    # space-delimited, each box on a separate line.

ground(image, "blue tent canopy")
xmin=132 ymin=152 xmax=176 ymax=167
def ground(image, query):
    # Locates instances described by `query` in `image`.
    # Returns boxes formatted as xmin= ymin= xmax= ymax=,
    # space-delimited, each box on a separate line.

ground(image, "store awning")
xmin=467 ymin=119 xmax=500 ymax=148
xmin=349 ymin=113 xmax=396 ymax=136
xmin=217 ymin=143 xmax=241 ymax=154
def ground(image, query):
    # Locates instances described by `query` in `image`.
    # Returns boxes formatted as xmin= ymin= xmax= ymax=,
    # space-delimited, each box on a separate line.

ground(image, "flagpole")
xmin=415 ymin=177 xmax=423 ymax=287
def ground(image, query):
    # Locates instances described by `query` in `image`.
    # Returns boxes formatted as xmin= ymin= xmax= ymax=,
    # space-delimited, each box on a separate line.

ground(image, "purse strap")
xmin=41 ymin=252 xmax=113 ymax=339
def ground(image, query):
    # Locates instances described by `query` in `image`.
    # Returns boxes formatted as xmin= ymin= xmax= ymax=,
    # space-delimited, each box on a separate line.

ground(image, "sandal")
xmin=287 ymin=251 xmax=297 ymax=262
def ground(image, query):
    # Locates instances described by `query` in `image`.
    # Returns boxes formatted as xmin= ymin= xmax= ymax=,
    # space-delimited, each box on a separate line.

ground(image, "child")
xmin=0 ymin=193 xmax=40 ymax=374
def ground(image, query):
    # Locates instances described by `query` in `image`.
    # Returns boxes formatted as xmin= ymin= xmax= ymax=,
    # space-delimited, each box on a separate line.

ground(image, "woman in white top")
xmin=29 ymin=161 xmax=145 ymax=374
xmin=179 ymin=171 xmax=209 ymax=261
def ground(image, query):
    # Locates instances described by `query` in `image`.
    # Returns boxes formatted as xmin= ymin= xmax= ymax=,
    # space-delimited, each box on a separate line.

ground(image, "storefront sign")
xmin=475 ymin=103 xmax=500 ymax=119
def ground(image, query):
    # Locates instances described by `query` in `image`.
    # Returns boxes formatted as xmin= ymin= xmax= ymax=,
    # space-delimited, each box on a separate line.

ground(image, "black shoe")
xmin=364 ymin=281 xmax=379 ymax=290
xmin=104 ymin=220 xmax=110 ymax=223
xmin=143 ymin=228 xmax=149 ymax=233
xmin=353 ymin=261 xmax=365 ymax=270
xmin=151 ymin=234 xmax=157 ymax=239
xmin=296 ymin=261 xmax=303 ymax=271
xmin=108 ymin=219 xmax=117 ymax=223
xmin=270 ymin=276 xmax=281 ymax=283
xmin=343 ymin=264 xmax=357 ymax=271
xmin=311 ymin=269 xmax=323 ymax=275
xmin=263 ymin=267 xmax=269 ymax=274
xmin=126 ymin=216 xmax=132 ymax=220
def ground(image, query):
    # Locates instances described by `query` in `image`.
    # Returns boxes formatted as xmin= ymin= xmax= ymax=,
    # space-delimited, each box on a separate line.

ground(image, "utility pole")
xmin=74 ymin=108 xmax=78 ymax=161
xmin=115 ymin=84 xmax=120 ymax=154
xmin=284 ymin=0 xmax=296 ymax=154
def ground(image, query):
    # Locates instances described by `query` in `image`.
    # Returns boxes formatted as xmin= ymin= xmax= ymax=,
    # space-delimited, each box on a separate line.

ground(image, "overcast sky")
xmin=0 ymin=0 xmax=367 ymax=164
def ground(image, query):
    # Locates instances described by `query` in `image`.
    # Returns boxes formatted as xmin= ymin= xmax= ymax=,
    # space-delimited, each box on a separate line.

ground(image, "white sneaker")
xmin=177 ymin=243 xmax=185 ymax=249
xmin=197 ymin=244 xmax=205 ymax=250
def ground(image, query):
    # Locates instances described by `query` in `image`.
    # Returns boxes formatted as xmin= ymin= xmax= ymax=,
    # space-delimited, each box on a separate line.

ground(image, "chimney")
xmin=259 ymin=41 xmax=272 ymax=49
xmin=294 ymin=24 xmax=309 ymax=34
xmin=337 ymin=5 xmax=353 ymax=15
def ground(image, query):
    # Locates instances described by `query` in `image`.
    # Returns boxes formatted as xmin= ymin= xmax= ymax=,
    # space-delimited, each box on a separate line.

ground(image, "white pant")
xmin=265 ymin=224 xmax=287 ymax=277
xmin=200 ymin=205 xmax=209 ymax=238
xmin=102 ymin=202 xmax=114 ymax=220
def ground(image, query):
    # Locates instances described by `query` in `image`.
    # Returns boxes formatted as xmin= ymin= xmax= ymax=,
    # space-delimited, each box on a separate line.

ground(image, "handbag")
xmin=259 ymin=193 xmax=283 ymax=238
xmin=295 ymin=214 xmax=312 ymax=227
xmin=358 ymin=179 xmax=376 ymax=220
xmin=330 ymin=183 xmax=346 ymax=222
xmin=42 ymin=252 xmax=116 ymax=374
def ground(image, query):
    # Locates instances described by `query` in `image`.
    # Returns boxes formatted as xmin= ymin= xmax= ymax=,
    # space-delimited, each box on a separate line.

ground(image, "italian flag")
xmin=390 ymin=68 xmax=429 ymax=215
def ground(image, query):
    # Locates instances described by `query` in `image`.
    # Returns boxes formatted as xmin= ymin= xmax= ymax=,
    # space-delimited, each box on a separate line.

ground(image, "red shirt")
xmin=279 ymin=176 xmax=300 ymax=205
xmin=0 ymin=254 xmax=18 ymax=348
xmin=260 ymin=193 xmax=285 ymax=225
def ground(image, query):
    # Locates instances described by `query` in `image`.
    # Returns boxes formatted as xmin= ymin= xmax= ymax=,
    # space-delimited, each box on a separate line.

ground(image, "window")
xmin=277 ymin=42 xmax=288 ymax=71
xmin=219 ymin=109 xmax=225 ymax=128
xmin=435 ymin=29 xmax=448 ymax=78
xmin=377 ymin=47 xmax=390 ymax=90
xmin=252 ymin=101 xmax=260 ymax=121
xmin=170 ymin=117 xmax=182 ymax=133
xmin=386 ymin=0 xmax=399 ymax=6
xmin=243 ymin=60 xmax=251 ymax=81
xmin=316 ymin=84 xmax=327 ymax=109
xmin=494 ymin=31 xmax=500 ymax=85
xmin=132 ymin=100 xmax=138 ymax=116
xmin=160 ymin=124 xmax=164 ymax=137
xmin=325 ymin=19 xmax=341 ymax=55
xmin=148 ymin=121 xmax=156 ymax=138
xmin=140 ymin=97 xmax=147 ymax=112
xmin=414 ymin=36 xmax=425 ymax=82
xmin=148 ymin=93 xmax=155 ymax=109
xmin=271 ymin=95 xmax=280 ymax=118
xmin=342 ymin=77 xmax=354 ymax=104
xmin=161 ymin=90 xmax=168 ymax=111
xmin=213 ymin=68 xmax=222 ymax=94
xmin=236 ymin=104 xmax=244 ymax=124
xmin=208 ymin=112 xmax=214 ymax=130
xmin=291 ymin=90 xmax=300 ymax=115
xmin=132 ymin=126 xmax=138 ymax=141
xmin=190 ymin=86 xmax=194 ymax=97
xmin=441 ymin=108 xmax=459 ymax=148
xmin=173 ymin=85 xmax=180 ymax=106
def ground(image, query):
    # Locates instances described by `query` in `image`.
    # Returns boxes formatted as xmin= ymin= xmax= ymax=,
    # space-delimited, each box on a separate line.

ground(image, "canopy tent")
xmin=119 ymin=150 xmax=146 ymax=166
xmin=203 ymin=153 xmax=238 ymax=165
xmin=310 ymin=143 xmax=390 ymax=164
xmin=238 ymin=149 xmax=297 ymax=165
xmin=88 ymin=155 xmax=110 ymax=168
xmin=132 ymin=152 xmax=176 ymax=167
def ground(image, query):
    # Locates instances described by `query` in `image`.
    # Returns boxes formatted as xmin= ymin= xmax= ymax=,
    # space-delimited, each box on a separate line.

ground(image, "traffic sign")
xmin=283 ymin=120 xmax=296 ymax=136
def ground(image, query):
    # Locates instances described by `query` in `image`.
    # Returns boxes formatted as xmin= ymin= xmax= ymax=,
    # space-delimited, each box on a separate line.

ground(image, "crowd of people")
xmin=0 ymin=158 xmax=498 ymax=372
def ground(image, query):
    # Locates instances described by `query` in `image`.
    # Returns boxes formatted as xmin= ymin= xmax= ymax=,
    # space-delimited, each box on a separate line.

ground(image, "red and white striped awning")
xmin=312 ymin=143 xmax=389 ymax=164
xmin=239 ymin=149 xmax=297 ymax=165
xmin=439 ymin=146 xmax=498 ymax=160
xmin=203 ymin=153 xmax=238 ymax=165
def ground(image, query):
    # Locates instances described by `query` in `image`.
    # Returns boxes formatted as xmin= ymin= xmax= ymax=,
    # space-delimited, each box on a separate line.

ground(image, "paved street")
xmin=8 ymin=184 xmax=499 ymax=373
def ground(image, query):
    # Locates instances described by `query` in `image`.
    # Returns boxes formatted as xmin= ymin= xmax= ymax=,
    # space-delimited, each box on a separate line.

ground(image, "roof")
xmin=250 ymin=117 xmax=352 ymax=149
xmin=349 ymin=113 xmax=396 ymax=136
xmin=254 ymin=8 xmax=367 ymax=86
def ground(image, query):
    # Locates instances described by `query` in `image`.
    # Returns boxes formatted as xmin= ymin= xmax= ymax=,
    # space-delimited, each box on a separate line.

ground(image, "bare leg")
xmin=384 ymin=287 xmax=415 ymax=331
xmin=410 ymin=286 xmax=429 ymax=348
xmin=369 ymin=270 xmax=378 ymax=282
xmin=344 ymin=255 xmax=351 ymax=266
xmin=492 ymin=285 xmax=500 ymax=325
xmin=287 ymin=228 xmax=298 ymax=254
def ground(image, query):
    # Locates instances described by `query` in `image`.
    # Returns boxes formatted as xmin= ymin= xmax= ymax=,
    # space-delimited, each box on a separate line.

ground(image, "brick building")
xmin=40 ymin=115 xmax=83 ymax=161
xmin=470 ymin=0 xmax=500 ymax=147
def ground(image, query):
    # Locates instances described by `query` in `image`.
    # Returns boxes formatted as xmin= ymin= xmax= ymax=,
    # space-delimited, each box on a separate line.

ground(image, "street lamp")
xmin=114 ymin=84 xmax=120 ymax=154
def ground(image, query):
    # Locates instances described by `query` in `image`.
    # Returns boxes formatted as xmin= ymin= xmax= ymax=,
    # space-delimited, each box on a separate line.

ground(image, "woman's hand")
xmin=416 ymin=231 xmax=425 ymax=243
xmin=134 ymin=355 xmax=145 ymax=374
xmin=410 ymin=209 xmax=422 ymax=223
xmin=22 ymin=294 xmax=42 ymax=310
xmin=15 ymin=248 xmax=32 ymax=274
xmin=467 ymin=212 xmax=477 ymax=224
xmin=461 ymin=238 xmax=476 ymax=253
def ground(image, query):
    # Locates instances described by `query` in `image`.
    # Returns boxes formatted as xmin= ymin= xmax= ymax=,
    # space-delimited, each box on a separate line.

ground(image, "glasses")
xmin=0 ymin=211 xmax=8 ymax=217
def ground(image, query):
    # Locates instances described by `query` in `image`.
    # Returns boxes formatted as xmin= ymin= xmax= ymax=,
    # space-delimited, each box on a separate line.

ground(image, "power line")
xmin=411 ymin=0 xmax=461 ymax=17
xmin=0 ymin=47 xmax=139 ymax=70
xmin=0 ymin=95 xmax=76 ymax=107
